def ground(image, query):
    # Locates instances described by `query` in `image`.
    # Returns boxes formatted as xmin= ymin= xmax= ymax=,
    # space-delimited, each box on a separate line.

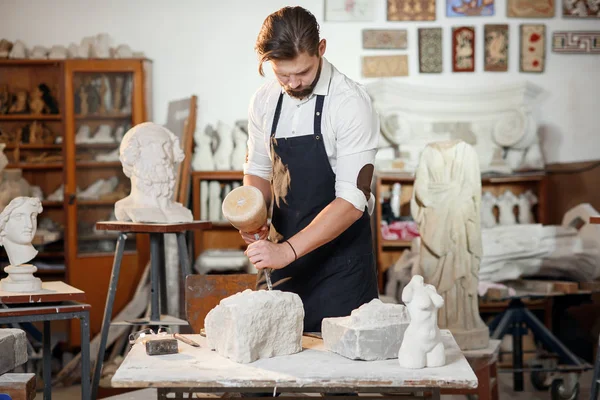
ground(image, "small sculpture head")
xmin=119 ymin=122 xmax=184 ymax=197
xmin=0 ymin=197 xmax=43 ymax=247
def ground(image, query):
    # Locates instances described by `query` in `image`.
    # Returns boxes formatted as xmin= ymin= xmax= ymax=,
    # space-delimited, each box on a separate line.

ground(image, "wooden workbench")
xmin=111 ymin=330 xmax=477 ymax=399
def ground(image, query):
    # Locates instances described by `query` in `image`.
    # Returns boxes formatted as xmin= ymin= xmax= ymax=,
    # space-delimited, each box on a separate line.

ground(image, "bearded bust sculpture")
xmin=115 ymin=122 xmax=193 ymax=223
xmin=0 ymin=196 xmax=43 ymax=292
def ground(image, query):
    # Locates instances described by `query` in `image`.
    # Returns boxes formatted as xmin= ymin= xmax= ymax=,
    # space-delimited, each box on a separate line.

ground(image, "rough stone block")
xmin=205 ymin=289 xmax=304 ymax=363
xmin=322 ymin=298 xmax=410 ymax=360
xmin=0 ymin=329 xmax=28 ymax=375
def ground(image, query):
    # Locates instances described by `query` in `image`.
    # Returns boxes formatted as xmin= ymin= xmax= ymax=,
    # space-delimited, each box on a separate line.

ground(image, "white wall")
xmin=1 ymin=0 xmax=598 ymax=163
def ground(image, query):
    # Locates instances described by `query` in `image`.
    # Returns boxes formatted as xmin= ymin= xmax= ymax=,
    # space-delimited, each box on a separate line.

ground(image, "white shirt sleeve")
xmin=243 ymin=89 xmax=273 ymax=181
xmin=333 ymin=91 xmax=379 ymax=214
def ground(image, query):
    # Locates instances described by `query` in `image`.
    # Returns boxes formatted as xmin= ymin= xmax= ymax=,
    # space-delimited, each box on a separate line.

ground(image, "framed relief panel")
xmin=363 ymin=30 xmax=408 ymax=49
xmin=563 ymin=0 xmax=600 ymax=18
xmin=388 ymin=0 xmax=436 ymax=21
xmin=552 ymin=31 xmax=600 ymax=53
xmin=447 ymin=0 xmax=494 ymax=16
xmin=508 ymin=0 xmax=554 ymax=17
xmin=484 ymin=24 xmax=509 ymax=72
xmin=362 ymin=55 xmax=409 ymax=78
xmin=452 ymin=26 xmax=475 ymax=72
xmin=324 ymin=0 xmax=376 ymax=21
xmin=418 ymin=28 xmax=443 ymax=73
xmin=520 ymin=24 xmax=546 ymax=73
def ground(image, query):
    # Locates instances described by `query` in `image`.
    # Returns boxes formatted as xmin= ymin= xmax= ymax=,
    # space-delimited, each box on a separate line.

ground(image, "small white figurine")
xmin=231 ymin=125 xmax=247 ymax=171
xmin=8 ymin=40 xmax=27 ymax=59
xmin=213 ymin=121 xmax=234 ymax=170
xmin=191 ymin=127 xmax=215 ymax=171
xmin=29 ymin=46 xmax=48 ymax=60
xmin=48 ymin=45 xmax=68 ymax=60
xmin=0 ymin=197 xmax=43 ymax=292
xmin=518 ymin=190 xmax=538 ymax=224
xmin=498 ymin=190 xmax=519 ymax=225
xmin=397 ymin=275 xmax=445 ymax=369
xmin=115 ymin=122 xmax=193 ymax=223
xmin=208 ymin=181 xmax=222 ymax=221
xmin=481 ymin=191 xmax=498 ymax=228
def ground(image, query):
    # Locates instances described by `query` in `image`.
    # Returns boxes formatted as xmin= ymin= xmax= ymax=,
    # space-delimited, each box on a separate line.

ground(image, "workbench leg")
xmin=158 ymin=388 xmax=169 ymax=400
xmin=150 ymin=233 xmax=162 ymax=322
xmin=92 ymin=233 xmax=127 ymax=400
xmin=477 ymin=363 xmax=492 ymax=400
xmin=522 ymin=307 xmax=582 ymax=366
xmin=80 ymin=311 xmax=91 ymax=400
xmin=491 ymin=362 xmax=499 ymax=400
xmin=512 ymin=319 xmax=524 ymax=391
xmin=430 ymin=387 xmax=440 ymax=400
xmin=43 ymin=320 xmax=51 ymax=400
xmin=158 ymin=233 xmax=168 ymax=316
xmin=176 ymin=232 xmax=192 ymax=278
xmin=176 ymin=231 xmax=192 ymax=319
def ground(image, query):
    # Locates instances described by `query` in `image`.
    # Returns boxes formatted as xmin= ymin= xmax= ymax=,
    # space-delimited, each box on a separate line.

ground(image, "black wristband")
xmin=285 ymin=240 xmax=297 ymax=261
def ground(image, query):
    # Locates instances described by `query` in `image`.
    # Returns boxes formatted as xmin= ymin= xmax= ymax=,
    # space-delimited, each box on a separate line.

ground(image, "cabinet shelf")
xmin=382 ymin=240 xmax=413 ymax=248
xmin=7 ymin=162 xmax=62 ymax=169
xmin=76 ymin=143 xmax=119 ymax=149
xmin=0 ymin=114 xmax=62 ymax=121
xmin=5 ymin=144 xmax=63 ymax=150
xmin=41 ymin=201 xmax=63 ymax=207
xmin=76 ymin=161 xmax=121 ymax=168
xmin=75 ymin=113 xmax=131 ymax=120
xmin=192 ymin=171 xmax=243 ymax=181
xmin=77 ymin=200 xmax=118 ymax=206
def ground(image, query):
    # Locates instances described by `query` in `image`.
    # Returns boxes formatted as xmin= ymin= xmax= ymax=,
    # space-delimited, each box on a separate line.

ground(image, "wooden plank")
xmin=95 ymin=220 xmax=212 ymax=233
xmin=185 ymin=274 xmax=257 ymax=333
xmin=0 ymin=302 xmax=90 ymax=318
xmin=111 ymin=331 xmax=477 ymax=390
xmin=0 ymin=281 xmax=86 ymax=304
xmin=176 ymin=95 xmax=197 ymax=207
xmin=590 ymin=216 xmax=600 ymax=224
xmin=0 ymin=373 xmax=36 ymax=400
xmin=191 ymin=171 xmax=244 ymax=181
xmin=550 ymin=281 xmax=579 ymax=294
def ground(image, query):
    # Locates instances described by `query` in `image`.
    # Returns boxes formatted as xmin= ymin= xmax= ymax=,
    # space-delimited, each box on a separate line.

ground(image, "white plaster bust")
xmin=0 ymin=196 xmax=42 ymax=266
xmin=115 ymin=122 xmax=193 ymax=223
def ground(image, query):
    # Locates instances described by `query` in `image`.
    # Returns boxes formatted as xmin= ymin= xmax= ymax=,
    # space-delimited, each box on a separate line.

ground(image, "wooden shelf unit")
xmin=374 ymin=171 xmax=548 ymax=292
xmin=191 ymin=171 xmax=245 ymax=259
xmin=0 ymin=58 xmax=152 ymax=346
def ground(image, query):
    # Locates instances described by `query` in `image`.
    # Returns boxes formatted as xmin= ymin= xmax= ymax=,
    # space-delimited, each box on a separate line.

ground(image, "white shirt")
xmin=243 ymin=57 xmax=379 ymax=214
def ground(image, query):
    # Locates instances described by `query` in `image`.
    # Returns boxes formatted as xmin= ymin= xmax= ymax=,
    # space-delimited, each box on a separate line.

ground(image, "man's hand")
xmin=239 ymin=224 xmax=268 ymax=244
xmin=245 ymin=240 xmax=295 ymax=270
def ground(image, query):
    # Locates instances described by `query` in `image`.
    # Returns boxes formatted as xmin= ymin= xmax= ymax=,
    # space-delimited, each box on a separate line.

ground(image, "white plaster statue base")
xmin=0 ymin=264 xmax=42 ymax=292
xmin=322 ymin=298 xmax=410 ymax=361
xmin=205 ymin=289 xmax=304 ymax=364
xmin=398 ymin=275 xmax=445 ymax=369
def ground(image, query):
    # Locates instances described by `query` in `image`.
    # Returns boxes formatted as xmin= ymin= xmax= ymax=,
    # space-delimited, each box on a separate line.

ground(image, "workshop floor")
xmin=37 ymin=370 xmax=595 ymax=399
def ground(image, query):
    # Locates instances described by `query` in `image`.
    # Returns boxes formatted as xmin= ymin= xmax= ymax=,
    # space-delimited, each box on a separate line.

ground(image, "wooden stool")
xmin=441 ymin=339 xmax=501 ymax=400
xmin=91 ymin=221 xmax=211 ymax=400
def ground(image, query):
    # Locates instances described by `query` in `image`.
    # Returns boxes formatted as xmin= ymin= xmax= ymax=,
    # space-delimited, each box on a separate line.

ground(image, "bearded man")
xmin=115 ymin=122 xmax=193 ymax=223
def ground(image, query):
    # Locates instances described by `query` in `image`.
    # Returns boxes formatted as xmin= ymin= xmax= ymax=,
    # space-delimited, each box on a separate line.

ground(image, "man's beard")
xmin=133 ymin=157 xmax=175 ymax=198
xmin=285 ymin=58 xmax=322 ymax=99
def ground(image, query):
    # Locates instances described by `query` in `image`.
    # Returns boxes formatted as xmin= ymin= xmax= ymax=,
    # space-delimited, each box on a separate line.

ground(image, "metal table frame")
xmin=0 ymin=301 xmax=91 ymax=400
xmin=155 ymin=387 xmax=441 ymax=400
xmin=92 ymin=221 xmax=211 ymax=400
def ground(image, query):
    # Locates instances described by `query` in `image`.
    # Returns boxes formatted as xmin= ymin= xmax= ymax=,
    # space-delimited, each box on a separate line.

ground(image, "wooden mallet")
xmin=222 ymin=186 xmax=273 ymax=290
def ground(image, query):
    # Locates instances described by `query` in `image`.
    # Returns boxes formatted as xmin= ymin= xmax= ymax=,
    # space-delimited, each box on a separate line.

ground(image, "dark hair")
xmin=255 ymin=6 xmax=320 ymax=76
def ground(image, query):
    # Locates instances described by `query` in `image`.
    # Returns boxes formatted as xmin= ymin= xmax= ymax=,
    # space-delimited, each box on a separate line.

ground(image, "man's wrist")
xmin=281 ymin=240 xmax=297 ymax=264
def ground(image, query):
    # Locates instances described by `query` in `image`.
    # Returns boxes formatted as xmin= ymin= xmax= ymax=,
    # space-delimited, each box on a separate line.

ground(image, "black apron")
xmin=256 ymin=92 xmax=378 ymax=333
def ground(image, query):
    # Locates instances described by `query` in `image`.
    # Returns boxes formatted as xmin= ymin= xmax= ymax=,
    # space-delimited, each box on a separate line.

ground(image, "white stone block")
xmin=322 ymin=299 xmax=410 ymax=361
xmin=0 ymin=329 xmax=28 ymax=375
xmin=205 ymin=289 xmax=304 ymax=363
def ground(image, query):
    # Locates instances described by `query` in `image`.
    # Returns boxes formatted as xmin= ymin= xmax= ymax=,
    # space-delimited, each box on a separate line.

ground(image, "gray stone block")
xmin=0 ymin=329 xmax=28 ymax=375
xmin=322 ymin=299 xmax=410 ymax=361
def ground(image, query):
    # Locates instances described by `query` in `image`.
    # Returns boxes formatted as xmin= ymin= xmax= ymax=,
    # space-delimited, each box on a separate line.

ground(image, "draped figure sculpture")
xmin=410 ymin=140 xmax=489 ymax=350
